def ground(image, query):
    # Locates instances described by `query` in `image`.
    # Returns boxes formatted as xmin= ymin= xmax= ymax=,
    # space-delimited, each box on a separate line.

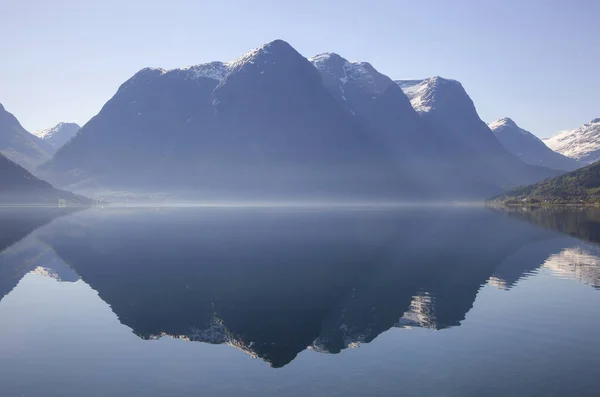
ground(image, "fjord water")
xmin=1 ymin=206 xmax=600 ymax=397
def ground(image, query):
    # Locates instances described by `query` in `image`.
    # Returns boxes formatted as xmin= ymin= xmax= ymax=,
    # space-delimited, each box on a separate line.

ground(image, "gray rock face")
xmin=489 ymin=117 xmax=582 ymax=171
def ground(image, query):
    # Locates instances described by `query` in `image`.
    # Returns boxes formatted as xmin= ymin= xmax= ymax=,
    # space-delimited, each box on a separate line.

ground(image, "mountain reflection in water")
xmin=1 ymin=205 xmax=600 ymax=369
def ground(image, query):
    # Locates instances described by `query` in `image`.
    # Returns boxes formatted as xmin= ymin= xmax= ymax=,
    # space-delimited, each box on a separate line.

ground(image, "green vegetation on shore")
xmin=488 ymin=161 xmax=600 ymax=205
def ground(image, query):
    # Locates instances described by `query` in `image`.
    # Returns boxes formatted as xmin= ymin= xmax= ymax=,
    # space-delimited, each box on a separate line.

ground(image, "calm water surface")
xmin=1 ymin=205 xmax=600 ymax=397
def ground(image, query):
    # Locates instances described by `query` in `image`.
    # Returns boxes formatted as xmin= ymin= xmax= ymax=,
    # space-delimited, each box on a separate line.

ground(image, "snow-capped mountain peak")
xmin=126 ymin=40 xmax=299 ymax=88
xmin=488 ymin=117 xmax=518 ymax=130
xmin=488 ymin=117 xmax=581 ymax=171
xmin=489 ymin=117 xmax=541 ymax=141
xmin=543 ymin=118 xmax=600 ymax=164
xmin=35 ymin=122 xmax=80 ymax=151
xmin=36 ymin=122 xmax=79 ymax=139
xmin=309 ymin=52 xmax=391 ymax=95
xmin=178 ymin=61 xmax=230 ymax=81
xmin=395 ymin=77 xmax=463 ymax=113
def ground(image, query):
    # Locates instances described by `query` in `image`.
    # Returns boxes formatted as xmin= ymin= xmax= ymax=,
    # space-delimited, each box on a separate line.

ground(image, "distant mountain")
xmin=38 ymin=41 xmax=557 ymax=200
xmin=489 ymin=117 xmax=581 ymax=171
xmin=0 ymin=103 xmax=52 ymax=171
xmin=36 ymin=122 xmax=80 ymax=152
xmin=0 ymin=152 xmax=89 ymax=205
xmin=396 ymin=77 xmax=560 ymax=192
xmin=489 ymin=160 xmax=600 ymax=204
xmin=544 ymin=118 xmax=600 ymax=164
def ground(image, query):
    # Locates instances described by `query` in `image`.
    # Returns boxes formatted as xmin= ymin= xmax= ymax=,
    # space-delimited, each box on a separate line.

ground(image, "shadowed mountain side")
xmin=33 ymin=206 xmax=578 ymax=367
xmin=0 ymin=153 xmax=90 ymax=206
xmin=39 ymin=41 xmax=417 ymax=200
xmin=39 ymin=40 xmax=556 ymax=200
xmin=0 ymin=103 xmax=52 ymax=171
xmin=396 ymin=78 xmax=561 ymax=195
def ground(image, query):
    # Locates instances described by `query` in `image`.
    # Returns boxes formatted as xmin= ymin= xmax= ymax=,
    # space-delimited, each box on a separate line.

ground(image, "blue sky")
xmin=1 ymin=0 xmax=598 ymax=138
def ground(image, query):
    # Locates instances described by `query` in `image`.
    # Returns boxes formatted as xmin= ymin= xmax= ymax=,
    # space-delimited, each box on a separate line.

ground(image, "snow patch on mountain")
xmin=177 ymin=61 xmax=230 ymax=81
xmin=36 ymin=122 xmax=80 ymax=139
xmin=543 ymin=119 xmax=600 ymax=163
xmin=309 ymin=53 xmax=388 ymax=95
xmin=35 ymin=122 xmax=80 ymax=151
xmin=395 ymin=77 xmax=462 ymax=113
xmin=126 ymin=40 xmax=296 ymax=88
xmin=489 ymin=118 xmax=544 ymax=143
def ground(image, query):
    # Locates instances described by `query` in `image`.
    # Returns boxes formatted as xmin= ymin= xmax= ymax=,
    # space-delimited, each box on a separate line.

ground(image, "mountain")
xmin=0 ymin=103 xmax=52 ymax=171
xmin=489 ymin=117 xmax=581 ymax=171
xmin=0 ymin=152 xmax=89 ymax=205
xmin=396 ymin=78 xmax=560 ymax=194
xmin=39 ymin=41 xmax=557 ymax=200
xmin=35 ymin=122 xmax=80 ymax=152
xmin=308 ymin=53 xmax=467 ymax=198
xmin=488 ymin=160 xmax=600 ymax=204
xmin=544 ymin=118 xmax=600 ymax=164
xmin=39 ymin=40 xmax=414 ymax=200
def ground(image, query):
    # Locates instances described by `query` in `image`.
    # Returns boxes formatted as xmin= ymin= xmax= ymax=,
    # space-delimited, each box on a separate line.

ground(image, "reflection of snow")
xmin=487 ymin=276 xmax=508 ymax=290
xmin=543 ymin=247 xmax=600 ymax=288
xmin=146 ymin=316 xmax=262 ymax=361
xmin=396 ymin=292 xmax=438 ymax=329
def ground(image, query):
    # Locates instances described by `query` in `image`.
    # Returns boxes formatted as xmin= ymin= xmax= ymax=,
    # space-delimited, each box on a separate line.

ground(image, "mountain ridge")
xmin=544 ymin=118 xmax=600 ymax=164
xmin=489 ymin=117 xmax=581 ymax=171
xmin=38 ymin=40 xmax=558 ymax=200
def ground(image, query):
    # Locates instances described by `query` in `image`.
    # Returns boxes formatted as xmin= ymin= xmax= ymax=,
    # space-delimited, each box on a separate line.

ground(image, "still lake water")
xmin=1 ymin=205 xmax=600 ymax=396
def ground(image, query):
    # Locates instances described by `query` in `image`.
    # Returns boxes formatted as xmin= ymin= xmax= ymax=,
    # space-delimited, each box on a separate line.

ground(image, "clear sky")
xmin=1 ymin=0 xmax=598 ymax=138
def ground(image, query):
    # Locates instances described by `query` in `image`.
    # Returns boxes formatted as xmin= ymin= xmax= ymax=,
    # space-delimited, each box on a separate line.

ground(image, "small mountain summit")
xmin=544 ymin=118 xmax=600 ymax=164
xmin=489 ymin=118 xmax=581 ymax=171
xmin=489 ymin=117 xmax=519 ymax=129
xmin=310 ymin=53 xmax=394 ymax=97
xmin=396 ymin=77 xmax=466 ymax=114
xmin=36 ymin=122 xmax=80 ymax=152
